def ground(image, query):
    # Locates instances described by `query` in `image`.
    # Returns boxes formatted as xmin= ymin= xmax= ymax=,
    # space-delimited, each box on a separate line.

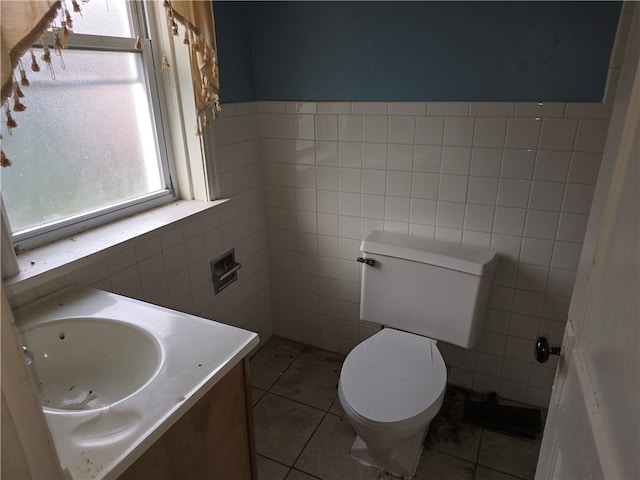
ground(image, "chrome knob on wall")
xmin=534 ymin=336 xmax=561 ymax=363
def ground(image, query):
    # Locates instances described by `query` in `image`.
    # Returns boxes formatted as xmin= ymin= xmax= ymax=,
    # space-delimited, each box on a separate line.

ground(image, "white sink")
xmin=13 ymin=286 xmax=259 ymax=480
xmin=22 ymin=318 xmax=162 ymax=412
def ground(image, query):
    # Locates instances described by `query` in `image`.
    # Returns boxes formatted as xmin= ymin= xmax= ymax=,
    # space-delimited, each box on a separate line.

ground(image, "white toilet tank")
xmin=359 ymin=231 xmax=498 ymax=348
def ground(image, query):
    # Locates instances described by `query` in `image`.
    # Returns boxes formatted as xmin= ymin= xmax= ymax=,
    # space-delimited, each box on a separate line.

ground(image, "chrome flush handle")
xmin=356 ymin=257 xmax=376 ymax=267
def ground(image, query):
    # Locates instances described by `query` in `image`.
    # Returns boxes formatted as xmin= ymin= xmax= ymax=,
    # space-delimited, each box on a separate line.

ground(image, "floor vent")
xmin=463 ymin=396 xmax=542 ymax=439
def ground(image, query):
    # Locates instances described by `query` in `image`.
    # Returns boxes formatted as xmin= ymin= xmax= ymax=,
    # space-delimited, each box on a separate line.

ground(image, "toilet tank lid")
xmin=361 ymin=231 xmax=497 ymax=276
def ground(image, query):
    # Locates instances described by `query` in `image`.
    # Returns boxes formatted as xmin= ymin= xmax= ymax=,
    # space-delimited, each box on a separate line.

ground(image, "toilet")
xmin=338 ymin=230 xmax=497 ymax=479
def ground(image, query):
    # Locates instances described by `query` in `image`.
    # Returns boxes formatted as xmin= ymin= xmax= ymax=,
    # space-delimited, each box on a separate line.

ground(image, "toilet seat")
xmin=340 ymin=328 xmax=447 ymax=425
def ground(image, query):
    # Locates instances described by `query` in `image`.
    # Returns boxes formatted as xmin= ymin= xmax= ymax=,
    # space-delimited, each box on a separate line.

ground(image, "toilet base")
xmin=349 ymin=429 xmax=426 ymax=480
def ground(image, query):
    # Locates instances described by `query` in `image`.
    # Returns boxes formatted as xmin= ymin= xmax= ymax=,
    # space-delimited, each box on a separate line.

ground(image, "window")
xmin=1 ymin=1 xmax=176 ymax=250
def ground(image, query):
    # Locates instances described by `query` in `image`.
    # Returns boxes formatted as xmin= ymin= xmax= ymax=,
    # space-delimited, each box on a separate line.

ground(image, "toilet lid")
xmin=340 ymin=328 xmax=447 ymax=424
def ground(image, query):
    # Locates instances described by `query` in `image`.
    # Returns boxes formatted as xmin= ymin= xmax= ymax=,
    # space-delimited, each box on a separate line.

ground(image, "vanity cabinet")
xmin=119 ymin=358 xmax=256 ymax=480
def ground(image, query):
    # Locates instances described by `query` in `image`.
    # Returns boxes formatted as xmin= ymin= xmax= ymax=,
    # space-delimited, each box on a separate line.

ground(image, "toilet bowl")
xmin=338 ymin=328 xmax=447 ymax=479
xmin=339 ymin=231 xmax=497 ymax=479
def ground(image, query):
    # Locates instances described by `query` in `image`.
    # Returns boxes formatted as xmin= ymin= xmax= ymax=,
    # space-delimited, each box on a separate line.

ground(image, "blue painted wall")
xmin=214 ymin=1 xmax=621 ymax=103
xmin=214 ymin=1 xmax=256 ymax=103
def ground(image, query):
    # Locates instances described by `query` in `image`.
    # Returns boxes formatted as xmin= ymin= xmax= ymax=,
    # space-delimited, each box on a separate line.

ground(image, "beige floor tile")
xmin=295 ymin=414 xmax=381 ymax=480
xmin=251 ymin=345 xmax=298 ymax=390
xmin=329 ymin=397 xmax=345 ymax=417
xmin=257 ymin=454 xmax=290 ymax=480
xmin=474 ymin=465 xmax=522 ymax=480
xmin=253 ymin=387 xmax=267 ymax=406
xmin=254 ymin=393 xmax=325 ymax=466
xmin=285 ymin=469 xmax=321 ymax=480
xmin=425 ymin=419 xmax=482 ymax=463
xmin=478 ymin=430 xmax=540 ymax=480
xmin=303 ymin=345 xmax=346 ymax=365
xmin=410 ymin=450 xmax=475 ymax=480
xmin=267 ymin=336 xmax=306 ymax=354
xmin=271 ymin=355 xmax=341 ymax=410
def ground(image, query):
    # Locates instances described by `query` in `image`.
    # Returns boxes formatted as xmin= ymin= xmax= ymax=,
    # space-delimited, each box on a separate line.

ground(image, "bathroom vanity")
xmin=119 ymin=357 xmax=256 ymax=479
xmin=14 ymin=286 xmax=260 ymax=480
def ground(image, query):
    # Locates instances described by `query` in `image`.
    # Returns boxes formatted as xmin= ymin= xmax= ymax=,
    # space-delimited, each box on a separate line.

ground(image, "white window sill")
xmin=4 ymin=199 xmax=229 ymax=298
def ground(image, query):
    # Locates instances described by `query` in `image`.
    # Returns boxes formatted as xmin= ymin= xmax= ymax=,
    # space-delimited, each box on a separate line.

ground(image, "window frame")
xmin=3 ymin=1 xmax=180 ymax=251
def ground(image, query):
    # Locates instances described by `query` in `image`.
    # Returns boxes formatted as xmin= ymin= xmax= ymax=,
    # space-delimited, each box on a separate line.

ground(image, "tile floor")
xmin=250 ymin=337 xmax=543 ymax=480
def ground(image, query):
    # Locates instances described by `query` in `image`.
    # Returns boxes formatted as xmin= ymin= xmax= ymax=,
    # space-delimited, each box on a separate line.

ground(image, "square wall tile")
xmin=467 ymin=177 xmax=499 ymax=205
xmin=574 ymin=118 xmax=609 ymax=152
xmin=520 ymin=237 xmax=554 ymax=267
xmin=388 ymin=116 xmax=416 ymax=144
xmin=361 ymin=194 xmax=385 ymax=220
xmin=410 ymin=198 xmax=437 ymax=225
xmin=505 ymin=118 xmax=541 ymax=149
xmin=515 ymin=101 xmax=565 ymax=117
xmin=412 ymin=173 xmax=439 ymax=200
xmin=337 ymin=168 xmax=361 ymax=193
xmin=338 ymin=142 xmax=362 ymax=168
xmin=385 ymin=197 xmax=410 ymax=223
xmin=316 ymin=115 xmax=338 ymax=141
xmin=516 ymin=264 xmax=549 ymax=293
xmin=469 ymin=102 xmax=515 ymax=117
xmin=363 ymin=115 xmax=388 ymax=143
xmin=415 ymin=116 xmax=444 ymax=145
xmin=388 ymin=102 xmax=426 ymax=115
xmin=524 ymin=210 xmax=559 ymax=240
xmin=434 ymin=227 xmax=462 ymax=244
xmin=497 ymin=179 xmax=531 ymax=209
xmin=338 ymin=192 xmax=361 ymax=217
xmin=464 ymin=204 xmax=495 ymax=232
xmin=547 ymin=268 xmax=577 ymax=297
xmin=529 ymin=181 xmax=565 ymax=212
xmin=568 ymin=152 xmax=602 ymax=185
xmin=294 ymin=115 xmax=315 ymax=140
xmin=470 ymin=148 xmax=503 ymax=177
xmin=362 ymin=143 xmax=387 ymax=169
xmin=438 ymin=175 xmax=468 ymax=203
xmin=436 ymin=201 xmax=466 ymax=228
xmin=386 ymin=171 xmax=412 ymax=197
xmin=441 ymin=146 xmax=472 ymax=175
xmin=556 ymin=213 xmax=589 ymax=243
xmin=362 ymin=169 xmax=386 ymax=195
xmin=427 ymin=102 xmax=469 ymax=116
xmin=473 ymin=117 xmax=507 ymax=148
xmin=534 ymin=150 xmax=571 ymax=182
xmin=387 ymin=144 xmax=414 ymax=171
xmin=493 ymin=208 xmax=526 ymax=236
xmin=538 ymin=118 xmax=578 ymax=151
xmin=462 ymin=230 xmax=492 ymax=249
xmin=491 ymin=234 xmax=522 ymax=262
xmin=562 ymin=184 xmax=595 ymax=214
xmin=338 ymin=115 xmax=363 ymax=142
xmin=443 ymin=116 xmax=475 ymax=146
xmin=352 ymin=101 xmax=387 ymax=115
xmin=316 ymin=167 xmax=338 ymax=191
xmin=501 ymin=149 xmax=536 ymax=180
xmin=551 ymin=242 xmax=582 ymax=271
xmin=413 ymin=145 xmax=442 ymax=173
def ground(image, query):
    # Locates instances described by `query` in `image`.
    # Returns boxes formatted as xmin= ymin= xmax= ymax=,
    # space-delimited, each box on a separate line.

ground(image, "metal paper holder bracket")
xmin=211 ymin=249 xmax=242 ymax=294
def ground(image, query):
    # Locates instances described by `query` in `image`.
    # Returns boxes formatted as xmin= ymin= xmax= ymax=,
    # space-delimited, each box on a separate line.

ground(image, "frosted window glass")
xmin=1 ymin=49 xmax=164 ymax=233
xmin=69 ymin=0 xmax=134 ymax=38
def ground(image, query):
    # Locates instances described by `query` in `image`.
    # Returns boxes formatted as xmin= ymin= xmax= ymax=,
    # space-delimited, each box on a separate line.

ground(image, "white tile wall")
xmin=260 ymin=98 xmax=612 ymax=408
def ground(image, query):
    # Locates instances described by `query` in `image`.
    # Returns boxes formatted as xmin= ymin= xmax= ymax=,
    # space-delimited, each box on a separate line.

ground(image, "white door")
xmin=535 ymin=8 xmax=639 ymax=480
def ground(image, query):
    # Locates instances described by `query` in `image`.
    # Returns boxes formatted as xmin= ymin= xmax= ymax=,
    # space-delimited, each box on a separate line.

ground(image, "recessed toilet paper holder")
xmin=211 ymin=249 xmax=242 ymax=294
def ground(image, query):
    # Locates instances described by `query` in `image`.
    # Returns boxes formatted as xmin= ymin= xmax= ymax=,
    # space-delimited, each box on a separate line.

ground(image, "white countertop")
xmin=13 ymin=286 xmax=259 ymax=480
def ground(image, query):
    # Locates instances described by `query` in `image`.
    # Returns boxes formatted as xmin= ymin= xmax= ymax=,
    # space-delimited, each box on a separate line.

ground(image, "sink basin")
xmin=22 ymin=318 xmax=162 ymax=412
